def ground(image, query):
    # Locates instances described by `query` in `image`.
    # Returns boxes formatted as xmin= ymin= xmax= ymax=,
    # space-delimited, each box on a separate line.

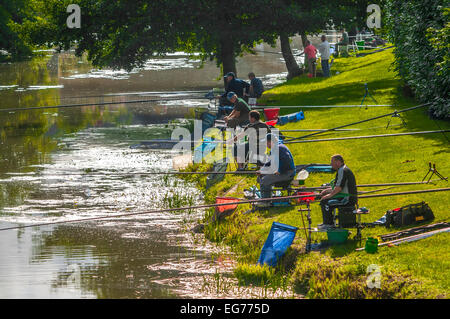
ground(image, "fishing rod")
xmin=284 ymin=130 xmax=450 ymax=144
xmin=252 ymin=104 xmax=393 ymax=109
xmin=278 ymin=124 xmax=403 ymax=133
xmin=133 ymin=129 xmax=450 ymax=147
xmin=0 ymin=96 xmax=212 ymax=113
xmin=0 ymin=192 xmax=323 ymax=232
xmin=58 ymin=90 xmax=214 ymax=101
xmin=283 ymin=102 xmax=432 ymax=142
xmin=1 ymin=187 xmax=449 ymax=232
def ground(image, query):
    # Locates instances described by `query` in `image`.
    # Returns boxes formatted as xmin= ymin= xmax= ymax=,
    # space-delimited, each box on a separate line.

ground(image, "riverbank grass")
xmin=184 ymin=48 xmax=449 ymax=298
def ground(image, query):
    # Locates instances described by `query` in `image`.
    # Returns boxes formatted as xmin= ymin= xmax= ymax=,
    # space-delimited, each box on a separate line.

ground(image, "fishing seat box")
xmin=336 ymin=206 xmax=357 ymax=228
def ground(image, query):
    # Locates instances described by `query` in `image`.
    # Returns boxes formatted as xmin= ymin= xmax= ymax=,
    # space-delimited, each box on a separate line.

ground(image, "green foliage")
xmin=0 ymin=0 xmax=35 ymax=60
xmin=385 ymin=0 xmax=450 ymax=119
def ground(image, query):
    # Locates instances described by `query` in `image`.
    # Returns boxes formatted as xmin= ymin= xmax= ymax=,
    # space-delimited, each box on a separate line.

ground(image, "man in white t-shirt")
xmin=318 ymin=35 xmax=331 ymax=77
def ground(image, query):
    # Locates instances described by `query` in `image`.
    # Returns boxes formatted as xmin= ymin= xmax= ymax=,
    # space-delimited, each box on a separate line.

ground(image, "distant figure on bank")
xmin=304 ymin=40 xmax=318 ymax=78
xmin=224 ymin=92 xmax=251 ymax=129
xmin=257 ymin=134 xmax=296 ymax=202
xmin=246 ymin=72 xmax=264 ymax=98
xmin=318 ymin=35 xmax=331 ymax=77
xmin=318 ymin=154 xmax=358 ymax=230
xmin=233 ymin=110 xmax=271 ymax=170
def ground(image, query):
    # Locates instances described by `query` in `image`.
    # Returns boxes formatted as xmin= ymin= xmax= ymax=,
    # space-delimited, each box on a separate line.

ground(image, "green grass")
xmin=182 ymin=48 xmax=450 ymax=298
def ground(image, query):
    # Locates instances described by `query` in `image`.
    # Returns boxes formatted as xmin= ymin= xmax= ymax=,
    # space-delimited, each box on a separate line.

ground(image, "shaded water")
xmin=0 ymin=41 xmax=303 ymax=298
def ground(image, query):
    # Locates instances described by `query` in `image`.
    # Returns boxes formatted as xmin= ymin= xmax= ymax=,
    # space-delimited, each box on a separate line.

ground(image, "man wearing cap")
xmin=217 ymin=72 xmax=250 ymax=107
xmin=257 ymin=133 xmax=296 ymax=202
xmin=224 ymin=92 xmax=251 ymax=129
xmin=318 ymin=154 xmax=358 ymax=230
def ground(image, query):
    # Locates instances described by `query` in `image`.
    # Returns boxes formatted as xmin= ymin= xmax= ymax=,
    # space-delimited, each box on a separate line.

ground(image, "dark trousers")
xmin=321 ymin=59 xmax=330 ymax=77
xmin=320 ymin=197 xmax=350 ymax=225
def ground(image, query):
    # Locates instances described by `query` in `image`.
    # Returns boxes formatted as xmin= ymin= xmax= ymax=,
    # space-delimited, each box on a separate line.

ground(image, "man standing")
xmin=246 ymin=72 xmax=264 ymax=98
xmin=257 ymin=134 xmax=296 ymax=202
xmin=318 ymin=154 xmax=358 ymax=230
xmin=304 ymin=40 xmax=318 ymax=78
xmin=318 ymin=35 xmax=331 ymax=77
xmin=335 ymin=28 xmax=349 ymax=57
xmin=224 ymin=92 xmax=251 ymax=129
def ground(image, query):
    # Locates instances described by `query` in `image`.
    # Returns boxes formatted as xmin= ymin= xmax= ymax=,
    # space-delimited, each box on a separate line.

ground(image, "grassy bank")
xmin=182 ymin=48 xmax=450 ymax=298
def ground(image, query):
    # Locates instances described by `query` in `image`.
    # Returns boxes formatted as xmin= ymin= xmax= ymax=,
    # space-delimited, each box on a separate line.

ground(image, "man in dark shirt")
xmin=217 ymin=72 xmax=250 ymax=107
xmin=224 ymin=92 xmax=251 ymax=129
xmin=233 ymin=110 xmax=271 ymax=170
xmin=318 ymin=154 xmax=358 ymax=229
xmin=257 ymin=134 xmax=296 ymax=201
xmin=246 ymin=72 xmax=264 ymax=98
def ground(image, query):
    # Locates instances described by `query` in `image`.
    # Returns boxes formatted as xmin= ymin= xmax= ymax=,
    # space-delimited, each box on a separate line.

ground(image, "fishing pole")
xmin=0 ymin=97 xmax=212 ymax=113
xmin=278 ymin=124 xmax=403 ymax=133
xmin=283 ymin=102 xmax=432 ymax=142
xmin=1 ymin=187 xmax=449 ymax=232
xmin=284 ymin=130 xmax=450 ymax=144
xmin=133 ymin=129 xmax=449 ymax=147
xmin=0 ymin=192 xmax=321 ymax=232
xmin=37 ymin=91 xmax=211 ymax=103
xmin=252 ymin=104 xmax=393 ymax=109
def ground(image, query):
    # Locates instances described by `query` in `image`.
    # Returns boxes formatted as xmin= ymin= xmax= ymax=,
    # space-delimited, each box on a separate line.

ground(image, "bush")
xmin=385 ymin=0 xmax=449 ymax=119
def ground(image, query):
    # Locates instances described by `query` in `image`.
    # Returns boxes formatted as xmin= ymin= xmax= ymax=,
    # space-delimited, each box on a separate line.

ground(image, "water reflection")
xmin=0 ymin=40 xmax=300 ymax=298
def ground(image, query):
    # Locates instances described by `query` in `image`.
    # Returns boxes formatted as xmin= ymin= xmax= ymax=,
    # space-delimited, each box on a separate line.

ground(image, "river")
xmin=0 ymin=40 xmax=304 ymax=298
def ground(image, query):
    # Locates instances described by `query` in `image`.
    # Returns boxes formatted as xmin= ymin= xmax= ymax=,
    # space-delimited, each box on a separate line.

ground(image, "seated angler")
xmin=232 ymin=110 xmax=271 ymax=170
xmin=318 ymin=154 xmax=358 ymax=230
xmin=217 ymin=72 xmax=250 ymax=118
xmin=224 ymin=92 xmax=251 ymax=129
xmin=256 ymin=134 xmax=296 ymax=204
xmin=245 ymin=72 xmax=264 ymax=99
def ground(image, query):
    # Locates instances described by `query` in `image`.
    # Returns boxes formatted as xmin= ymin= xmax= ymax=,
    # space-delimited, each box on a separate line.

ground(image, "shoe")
xmin=254 ymin=201 xmax=272 ymax=208
xmin=317 ymin=224 xmax=335 ymax=230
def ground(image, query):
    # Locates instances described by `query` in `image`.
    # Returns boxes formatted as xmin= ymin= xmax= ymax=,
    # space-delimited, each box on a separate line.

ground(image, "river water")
xmin=0 ymin=41 xmax=304 ymax=298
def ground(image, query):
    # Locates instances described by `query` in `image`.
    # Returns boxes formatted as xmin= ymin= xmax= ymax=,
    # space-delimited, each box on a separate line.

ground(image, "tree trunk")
xmin=280 ymin=33 xmax=302 ymax=80
xmin=219 ymin=32 xmax=237 ymax=87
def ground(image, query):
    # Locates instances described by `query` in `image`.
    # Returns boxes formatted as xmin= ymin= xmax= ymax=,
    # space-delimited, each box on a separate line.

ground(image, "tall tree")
xmin=27 ymin=0 xmax=272 ymax=78
xmin=0 ymin=0 xmax=34 ymax=59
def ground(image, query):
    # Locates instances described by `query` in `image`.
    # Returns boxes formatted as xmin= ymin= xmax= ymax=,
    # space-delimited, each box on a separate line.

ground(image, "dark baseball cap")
xmin=224 ymin=72 xmax=236 ymax=78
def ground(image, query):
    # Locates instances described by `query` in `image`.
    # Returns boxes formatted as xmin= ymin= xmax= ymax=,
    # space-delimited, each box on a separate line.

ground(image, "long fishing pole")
xmin=284 ymin=130 xmax=450 ymax=144
xmin=1 ymin=187 xmax=449 ymax=232
xmin=252 ymin=104 xmax=393 ymax=109
xmin=0 ymin=96 xmax=212 ymax=113
xmin=57 ymin=90 xmax=214 ymax=101
xmin=283 ymin=102 xmax=432 ymax=142
xmin=134 ymin=129 xmax=450 ymax=147
xmin=0 ymin=192 xmax=321 ymax=232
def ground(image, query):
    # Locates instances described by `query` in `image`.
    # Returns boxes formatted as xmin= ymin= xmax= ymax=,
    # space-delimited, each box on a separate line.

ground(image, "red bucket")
xmin=263 ymin=108 xmax=280 ymax=121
